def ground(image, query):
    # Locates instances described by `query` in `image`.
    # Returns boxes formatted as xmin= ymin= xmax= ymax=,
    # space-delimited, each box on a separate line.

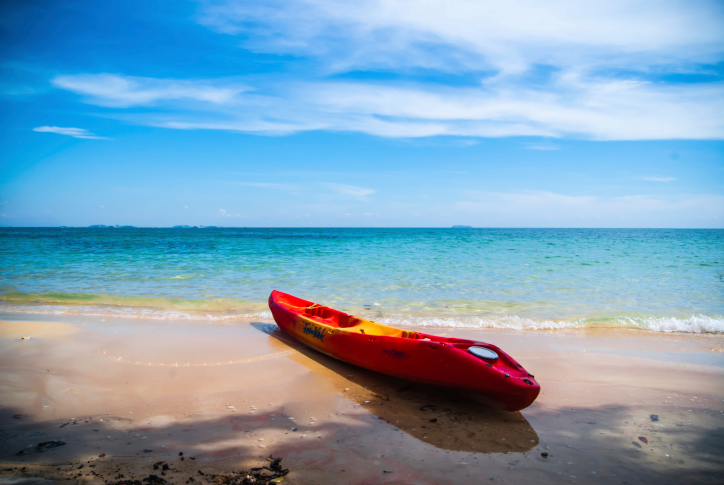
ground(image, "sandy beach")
xmin=4 ymin=0 xmax=724 ymax=482
xmin=1 ymin=314 xmax=723 ymax=484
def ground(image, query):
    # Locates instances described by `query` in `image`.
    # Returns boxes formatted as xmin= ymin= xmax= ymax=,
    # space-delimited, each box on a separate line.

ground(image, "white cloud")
xmin=50 ymin=73 xmax=724 ymax=140
xmin=236 ymin=182 xmax=299 ymax=191
xmin=298 ymin=78 xmax=724 ymax=140
xmin=525 ymin=144 xmax=560 ymax=151
xmin=643 ymin=176 xmax=676 ymax=182
xmin=219 ymin=208 xmax=245 ymax=218
xmin=33 ymin=126 xmax=109 ymax=140
xmin=52 ymin=74 xmax=246 ymax=107
xmin=455 ymin=191 xmax=724 ymax=227
xmin=199 ymin=0 xmax=724 ymax=75
xmin=232 ymin=180 xmax=375 ymax=198
xmin=322 ymin=183 xmax=376 ymax=200
xmin=48 ymin=1 xmax=724 ymax=141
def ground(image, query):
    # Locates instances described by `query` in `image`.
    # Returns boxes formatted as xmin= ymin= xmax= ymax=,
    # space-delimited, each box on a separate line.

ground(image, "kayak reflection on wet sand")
xmin=252 ymin=322 xmax=539 ymax=454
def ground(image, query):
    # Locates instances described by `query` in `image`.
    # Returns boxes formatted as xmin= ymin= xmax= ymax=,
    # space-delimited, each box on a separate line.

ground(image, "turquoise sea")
xmin=0 ymin=227 xmax=722 ymax=333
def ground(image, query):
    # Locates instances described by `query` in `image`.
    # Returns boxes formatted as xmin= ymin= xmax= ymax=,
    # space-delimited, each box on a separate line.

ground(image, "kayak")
xmin=268 ymin=290 xmax=540 ymax=411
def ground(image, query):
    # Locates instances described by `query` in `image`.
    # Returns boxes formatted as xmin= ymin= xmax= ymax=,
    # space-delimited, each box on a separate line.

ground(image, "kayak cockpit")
xmin=273 ymin=290 xmax=436 ymax=340
xmin=288 ymin=301 xmax=424 ymax=338
xmin=305 ymin=304 xmax=406 ymax=336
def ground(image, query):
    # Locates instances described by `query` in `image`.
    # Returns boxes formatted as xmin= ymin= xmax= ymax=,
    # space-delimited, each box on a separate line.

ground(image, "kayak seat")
xmin=291 ymin=299 xmax=411 ymax=338
xmin=400 ymin=330 xmax=423 ymax=339
xmin=339 ymin=319 xmax=407 ymax=338
xmin=304 ymin=305 xmax=335 ymax=319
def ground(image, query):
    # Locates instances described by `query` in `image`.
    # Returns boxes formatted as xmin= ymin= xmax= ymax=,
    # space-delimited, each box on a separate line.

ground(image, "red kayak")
xmin=269 ymin=290 xmax=540 ymax=411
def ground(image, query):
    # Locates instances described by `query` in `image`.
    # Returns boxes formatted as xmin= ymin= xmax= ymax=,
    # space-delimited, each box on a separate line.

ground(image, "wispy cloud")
xmin=525 ymin=143 xmax=560 ymax=151
xmin=343 ymin=212 xmax=380 ymax=217
xmin=48 ymin=2 xmax=724 ymax=141
xmin=53 ymin=74 xmax=246 ymax=107
xmin=455 ymin=191 xmax=724 ymax=227
xmin=321 ymin=183 xmax=376 ymax=200
xmin=50 ymin=73 xmax=724 ymax=140
xmin=642 ymin=176 xmax=676 ymax=182
xmin=234 ymin=181 xmax=375 ymax=200
xmin=199 ymin=0 xmax=724 ymax=75
xmin=219 ymin=208 xmax=245 ymax=218
xmin=236 ymin=182 xmax=299 ymax=191
xmin=33 ymin=126 xmax=110 ymax=140
xmin=299 ymin=78 xmax=724 ymax=140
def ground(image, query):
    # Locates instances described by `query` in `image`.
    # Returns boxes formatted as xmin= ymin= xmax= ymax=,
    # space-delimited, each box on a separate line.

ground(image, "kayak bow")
xmin=268 ymin=290 xmax=540 ymax=411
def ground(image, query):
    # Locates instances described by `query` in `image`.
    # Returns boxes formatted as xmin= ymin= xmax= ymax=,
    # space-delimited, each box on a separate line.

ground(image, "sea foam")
xmin=380 ymin=313 xmax=724 ymax=333
xmin=378 ymin=315 xmax=573 ymax=331
xmin=613 ymin=314 xmax=724 ymax=333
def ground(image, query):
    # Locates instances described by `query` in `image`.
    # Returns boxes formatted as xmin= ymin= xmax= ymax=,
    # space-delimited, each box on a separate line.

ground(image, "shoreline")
xmin=1 ymin=314 xmax=723 ymax=484
xmin=1 ymin=300 xmax=722 ymax=334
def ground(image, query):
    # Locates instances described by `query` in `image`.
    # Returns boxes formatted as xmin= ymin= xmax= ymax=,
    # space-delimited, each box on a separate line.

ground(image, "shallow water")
xmin=1 ymin=227 xmax=722 ymax=332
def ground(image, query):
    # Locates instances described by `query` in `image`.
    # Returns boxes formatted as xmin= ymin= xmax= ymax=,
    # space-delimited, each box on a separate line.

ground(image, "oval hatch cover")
xmin=468 ymin=346 xmax=499 ymax=361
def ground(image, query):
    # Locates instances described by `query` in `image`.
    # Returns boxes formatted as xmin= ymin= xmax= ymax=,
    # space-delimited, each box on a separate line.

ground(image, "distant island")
xmin=452 ymin=225 xmax=473 ymax=228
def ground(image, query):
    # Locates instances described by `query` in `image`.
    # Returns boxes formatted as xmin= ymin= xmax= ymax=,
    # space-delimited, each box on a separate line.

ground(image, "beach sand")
xmin=1 ymin=314 xmax=723 ymax=484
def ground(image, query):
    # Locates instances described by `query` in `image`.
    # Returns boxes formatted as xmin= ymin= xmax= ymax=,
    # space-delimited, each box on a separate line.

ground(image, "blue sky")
xmin=1 ymin=0 xmax=723 ymax=227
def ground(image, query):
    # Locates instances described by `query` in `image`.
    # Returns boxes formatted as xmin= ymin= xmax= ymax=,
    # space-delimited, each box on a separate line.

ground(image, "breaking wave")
xmin=378 ymin=313 xmax=724 ymax=333
xmin=378 ymin=315 xmax=573 ymax=331
xmin=610 ymin=314 xmax=724 ymax=334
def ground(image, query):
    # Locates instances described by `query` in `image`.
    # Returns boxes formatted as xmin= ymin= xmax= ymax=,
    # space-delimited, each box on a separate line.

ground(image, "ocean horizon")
xmin=3 ymin=225 xmax=723 ymax=229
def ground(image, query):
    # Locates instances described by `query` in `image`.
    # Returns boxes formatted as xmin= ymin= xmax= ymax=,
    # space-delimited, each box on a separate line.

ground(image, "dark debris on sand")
xmin=36 ymin=441 xmax=66 ymax=452
xmin=210 ymin=456 xmax=290 ymax=484
xmin=113 ymin=475 xmax=167 ymax=485
xmin=105 ymin=455 xmax=290 ymax=485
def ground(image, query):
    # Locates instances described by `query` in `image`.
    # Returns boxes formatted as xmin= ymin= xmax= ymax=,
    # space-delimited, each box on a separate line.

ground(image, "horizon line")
xmin=1 ymin=226 xmax=723 ymax=230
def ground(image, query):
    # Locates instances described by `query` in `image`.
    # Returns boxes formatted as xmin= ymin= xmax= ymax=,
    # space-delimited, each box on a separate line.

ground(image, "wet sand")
xmin=1 ymin=314 xmax=723 ymax=484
